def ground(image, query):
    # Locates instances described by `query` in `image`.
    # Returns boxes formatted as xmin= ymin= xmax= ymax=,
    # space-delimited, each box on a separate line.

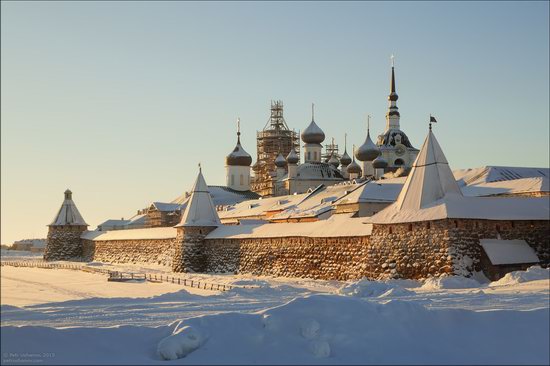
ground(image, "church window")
xmin=307 ymin=152 xmax=311 ymax=161
xmin=314 ymin=151 xmax=317 ymax=161
xmin=240 ymin=174 xmax=244 ymax=185
xmin=231 ymin=174 xmax=235 ymax=186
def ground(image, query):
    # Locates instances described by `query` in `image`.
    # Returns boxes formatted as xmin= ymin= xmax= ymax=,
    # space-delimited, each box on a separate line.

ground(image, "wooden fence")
xmin=0 ymin=260 xmax=249 ymax=292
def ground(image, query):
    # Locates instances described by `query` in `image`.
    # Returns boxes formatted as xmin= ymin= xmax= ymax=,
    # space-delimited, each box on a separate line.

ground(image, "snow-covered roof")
xmin=207 ymin=214 xmax=372 ymax=239
xmin=368 ymin=196 xmax=550 ymax=224
xmin=219 ymin=193 xmax=306 ymax=219
xmin=81 ymin=227 xmax=177 ymax=241
xmin=339 ymin=177 xmax=406 ymax=204
xmin=480 ymin=239 xmax=540 ymax=265
xmin=50 ymin=190 xmax=88 ymax=226
xmin=171 ymin=186 xmax=259 ymax=207
xmin=290 ymin=162 xmax=344 ymax=181
xmin=97 ymin=219 xmax=130 ymax=227
xmin=175 ymin=169 xmax=221 ymax=227
xmin=395 ymin=129 xmax=462 ymax=211
xmin=270 ymin=182 xmax=364 ymax=220
xmin=461 ymin=177 xmax=549 ymax=197
xmin=454 ymin=166 xmax=549 ymax=186
xmin=150 ymin=202 xmax=183 ymax=212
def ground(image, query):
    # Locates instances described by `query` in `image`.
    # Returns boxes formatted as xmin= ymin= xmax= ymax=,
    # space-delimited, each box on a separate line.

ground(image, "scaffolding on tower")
xmin=251 ymin=100 xmax=300 ymax=197
xmin=322 ymin=139 xmax=340 ymax=162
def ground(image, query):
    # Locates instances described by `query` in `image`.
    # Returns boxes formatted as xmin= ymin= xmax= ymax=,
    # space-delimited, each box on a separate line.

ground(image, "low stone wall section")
xmin=82 ymin=238 xmax=175 ymax=267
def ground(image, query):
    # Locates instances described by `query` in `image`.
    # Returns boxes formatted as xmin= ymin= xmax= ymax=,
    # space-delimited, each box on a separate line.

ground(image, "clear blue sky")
xmin=1 ymin=1 xmax=549 ymax=244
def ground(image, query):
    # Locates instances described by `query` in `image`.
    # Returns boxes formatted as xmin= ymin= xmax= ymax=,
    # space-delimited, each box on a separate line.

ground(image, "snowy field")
xmin=1 ymin=260 xmax=549 ymax=365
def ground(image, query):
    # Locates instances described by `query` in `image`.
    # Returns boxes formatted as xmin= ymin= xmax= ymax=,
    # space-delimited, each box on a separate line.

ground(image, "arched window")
xmin=313 ymin=151 xmax=317 ymax=161
xmin=307 ymin=152 xmax=311 ymax=161
xmin=394 ymin=158 xmax=405 ymax=166
xmin=231 ymin=174 xmax=235 ymax=186
xmin=240 ymin=174 xmax=244 ymax=185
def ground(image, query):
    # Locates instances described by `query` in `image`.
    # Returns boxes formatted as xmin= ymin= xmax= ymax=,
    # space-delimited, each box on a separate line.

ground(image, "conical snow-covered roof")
xmin=175 ymin=168 xmax=220 ymax=227
xmin=395 ymin=129 xmax=462 ymax=211
xmin=49 ymin=189 xmax=88 ymax=226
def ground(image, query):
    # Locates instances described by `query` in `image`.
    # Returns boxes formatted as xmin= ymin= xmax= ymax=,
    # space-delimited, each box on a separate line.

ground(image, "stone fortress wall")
xmin=66 ymin=219 xmax=549 ymax=281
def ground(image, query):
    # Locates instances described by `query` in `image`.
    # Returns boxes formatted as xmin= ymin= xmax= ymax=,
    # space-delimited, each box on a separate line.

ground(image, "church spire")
xmin=385 ymin=55 xmax=400 ymax=131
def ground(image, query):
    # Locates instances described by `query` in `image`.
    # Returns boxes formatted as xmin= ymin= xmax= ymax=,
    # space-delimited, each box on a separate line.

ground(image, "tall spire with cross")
xmin=385 ymin=55 xmax=401 ymax=131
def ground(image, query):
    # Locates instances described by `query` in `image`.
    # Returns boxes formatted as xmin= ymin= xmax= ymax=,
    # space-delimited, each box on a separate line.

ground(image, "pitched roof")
xmin=49 ymin=189 xmax=88 ymax=226
xmin=175 ymin=169 xmax=220 ymax=227
xmin=395 ymin=129 xmax=462 ymax=211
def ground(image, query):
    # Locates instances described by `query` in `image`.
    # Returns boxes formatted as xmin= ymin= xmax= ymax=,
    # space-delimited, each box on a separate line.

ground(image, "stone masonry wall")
xmin=82 ymin=238 xmax=174 ymax=267
xmin=44 ymin=226 xmax=87 ymax=261
xmin=75 ymin=219 xmax=548 ymax=281
xmin=204 ymin=236 xmax=370 ymax=280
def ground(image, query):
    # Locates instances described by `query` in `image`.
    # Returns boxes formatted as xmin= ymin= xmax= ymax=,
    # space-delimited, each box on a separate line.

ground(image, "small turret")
xmin=347 ymin=145 xmax=362 ymax=180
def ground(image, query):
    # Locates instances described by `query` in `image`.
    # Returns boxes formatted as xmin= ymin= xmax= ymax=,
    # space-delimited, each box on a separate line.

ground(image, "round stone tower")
xmin=172 ymin=167 xmax=220 ymax=273
xmin=44 ymin=189 xmax=88 ymax=261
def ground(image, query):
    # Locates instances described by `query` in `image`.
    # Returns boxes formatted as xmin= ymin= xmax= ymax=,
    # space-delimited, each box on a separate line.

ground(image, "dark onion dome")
xmin=378 ymin=129 xmax=415 ymax=148
xmin=286 ymin=147 xmax=299 ymax=164
xmin=372 ymin=154 xmax=388 ymax=169
xmin=340 ymin=150 xmax=352 ymax=166
xmin=328 ymin=154 xmax=340 ymax=168
xmin=346 ymin=159 xmax=362 ymax=175
xmin=274 ymin=153 xmax=287 ymax=168
xmin=356 ymin=130 xmax=380 ymax=162
xmin=226 ymin=131 xmax=252 ymax=166
xmin=301 ymin=120 xmax=325 ymax=144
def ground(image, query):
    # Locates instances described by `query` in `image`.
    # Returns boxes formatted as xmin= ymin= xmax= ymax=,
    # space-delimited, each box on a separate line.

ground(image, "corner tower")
xmin=173 ymin=167 xmax=220 ymax=273
xmin=44 ymin=189 xmax=88 ymax=261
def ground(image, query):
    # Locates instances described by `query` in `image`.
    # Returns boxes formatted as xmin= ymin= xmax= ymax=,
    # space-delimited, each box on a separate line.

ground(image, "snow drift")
xmin=339 ymin=279 xmax=414 ymax=298
xmin=493 ymin=266 xmax=550 ymax=286
xmin=420 ymin=275 xmax=481 ymax=290
xmin=3 ymin=294 xmax=548 ymax=364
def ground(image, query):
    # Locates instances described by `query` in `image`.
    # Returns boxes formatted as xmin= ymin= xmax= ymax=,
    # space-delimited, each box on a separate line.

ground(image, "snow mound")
xmin=421 ymin=276 xmax=481 ymax=290
xmin=378 ymin=287 xmax=415 ymax=298
xmin=339 ymin=279 xmax=413 ymax=297
xmin=157 ymin=325 xmax=204 ymax=360
xmin=308 ymin=339 xmax=331 ymax=358
xmin=493 ymin=266 xmax=550 ymax=286
xmin=299 ymin=318 xmax=321 ymax=339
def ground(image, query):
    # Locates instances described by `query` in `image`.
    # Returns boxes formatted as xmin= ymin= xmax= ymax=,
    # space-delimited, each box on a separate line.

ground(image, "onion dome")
xmin=226 ymin=119 xmax=252 ymax=166
xmin=340 ymin=150 xmax=352 ymax=166
xmin=286 ymin=146 xmax=299 ymax=165
xmin=372 ymin=154 xmax=388 ymax=169
xmin=274 ymin=153 xmax=287 ymax=168
xmin=301 ymin=103 xmax=325 ymax=144
xmin=356 ymin=129 xmax=380 ymax=162
xmin=346 ymin=159 xmax=362 ymax=175
xmin=328 ymin=154 xmax=339 ymax=168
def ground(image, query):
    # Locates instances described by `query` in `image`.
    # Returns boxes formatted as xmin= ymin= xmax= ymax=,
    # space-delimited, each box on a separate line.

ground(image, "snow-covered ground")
xmin=1 ymin=261 xmax=549 ymax=365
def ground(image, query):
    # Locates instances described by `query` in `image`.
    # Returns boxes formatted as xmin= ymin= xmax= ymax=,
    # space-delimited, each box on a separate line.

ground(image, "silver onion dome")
xmin=356 ymin=130 xmax=380 ymax=162
xmin=301 ymin=120 xmax=325 ymax=144
xmin=372 ymin=154 xmax=388 ymax=169
xmin=286 ymin=147 xmax=299 ymax=165
xmin=340 ymin=150 xmax=352 ymax=166
xmin=346 ymin=159 xmax=362 ymax=175
xmin=274 ymin=153 xmax=287 ymax=168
